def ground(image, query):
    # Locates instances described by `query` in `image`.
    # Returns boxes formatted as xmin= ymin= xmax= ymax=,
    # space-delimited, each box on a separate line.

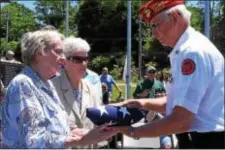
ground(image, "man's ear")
xmin=169 ymin=11 xmax=180 ymax=24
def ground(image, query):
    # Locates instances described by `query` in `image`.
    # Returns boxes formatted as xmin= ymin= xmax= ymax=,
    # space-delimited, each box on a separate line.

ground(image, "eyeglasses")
xmin=67 ymin=56 xmax=89 ymax=63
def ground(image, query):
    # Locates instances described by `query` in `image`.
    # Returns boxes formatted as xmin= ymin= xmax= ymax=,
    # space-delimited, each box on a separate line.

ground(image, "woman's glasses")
xmin=67 ymin=56 xmax=89 ymax=63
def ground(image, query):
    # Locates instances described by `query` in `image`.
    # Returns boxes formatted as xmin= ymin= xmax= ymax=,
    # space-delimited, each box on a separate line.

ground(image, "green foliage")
xmin=0 ymin=0 xmax=224 ymax=69
xmin=76 ymin=0 xmax=139 ymax=56
xmin=8 ymin=41 xmax=19 ymax=51
xmin=89 ymin=56 xmax=110 ymax=73
xmin=144 ymin=61 xmax=158 ymax=68
xmin=0 ymin=39 xmax=18 ymax=52
xmin=0 ymin=38 xmax=7 ymax=52
xmin=111 ymin=84 xmax=136 ymax=102
xmin=187 ymin=7 xmax=204 ymax=32
xmin=35 ymin=0 xmax=77 ymax=36
xmin=0 ymin=2 xmax=39 ymax=52
xmin=35 ymin=0 xmax=65 ymax=27
xmin=108 ymin=55 xmax=139 ymax=82
xmin=212 ymin=1 xmax=225 ymax=55
xmin=130 ymin=65 xmax=139 ymax=82
xmin=110 ymin=64 xmax=123 ymax=80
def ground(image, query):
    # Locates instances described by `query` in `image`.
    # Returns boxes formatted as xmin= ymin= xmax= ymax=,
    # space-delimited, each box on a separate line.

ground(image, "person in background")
xmin=113 ymin=0 xmax=224 ymax=148
xmin=101 ymin=83 xmax=109 ymax=105
xmin=133 ymin=66 xmax=171 ymax=149
xmin=155 ymin=71 xmax=161 ymax=81
xmin=1 ymin=30 xmax=116 ymax=148
xmin=133 ymin=66 xmax=166 ymax=99
xmin=83 ymin=69 xmax=103 ymax=105
xmin=1 ymin=50 xmax=21 ymax=64
xmin=100 ymin=67 xmax=122 ymax=102
xmin=157 ymin=71 xmax=165 ymax=84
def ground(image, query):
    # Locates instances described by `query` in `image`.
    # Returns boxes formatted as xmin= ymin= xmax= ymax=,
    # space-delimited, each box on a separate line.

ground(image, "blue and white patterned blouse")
xmin=1 ymin=66 xmax=70 ymax=148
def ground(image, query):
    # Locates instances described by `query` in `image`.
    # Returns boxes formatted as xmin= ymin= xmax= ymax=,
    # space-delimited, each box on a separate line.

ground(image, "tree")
xmin=34 ymin=0 xmax=77 ymax=36
xmin=76 ymin=0 xmax=140 ymax=70
xmin=76 ymin=0 xmax=139 ymax=53
xmin=0 ymin=2 xmax=39 ymax=52
xmin=212 ymin=1 xmax=225 ymax=55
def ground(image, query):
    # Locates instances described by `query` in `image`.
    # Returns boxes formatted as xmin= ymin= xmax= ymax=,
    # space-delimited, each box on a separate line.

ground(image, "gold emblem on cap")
xmin=145 ymin=8 xmax=151 ymax=18
xmin=155 ymin=1 xmax=166 ymax=13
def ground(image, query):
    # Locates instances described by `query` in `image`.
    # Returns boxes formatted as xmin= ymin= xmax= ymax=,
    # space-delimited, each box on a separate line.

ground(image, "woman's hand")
xmin=71 ymin=128 xmax=89 ymax=137
xmin=78 ymin=123 xmax=118 ymax=146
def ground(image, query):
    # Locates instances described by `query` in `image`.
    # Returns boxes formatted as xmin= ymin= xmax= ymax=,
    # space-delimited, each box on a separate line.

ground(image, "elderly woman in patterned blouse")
xmin=1 ymin=30 xmax=116 ymax=148
xmin=51 ymin=37 xmax=107 ymax=148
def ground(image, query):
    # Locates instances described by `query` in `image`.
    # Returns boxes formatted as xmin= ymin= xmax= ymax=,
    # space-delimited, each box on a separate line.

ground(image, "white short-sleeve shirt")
xmin=166 ymin=27 xmax=224 ymax=132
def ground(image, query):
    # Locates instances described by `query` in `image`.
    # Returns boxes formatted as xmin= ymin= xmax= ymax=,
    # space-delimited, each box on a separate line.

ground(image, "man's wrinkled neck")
xmin=170 ymin=24 xmax=189 ymax=48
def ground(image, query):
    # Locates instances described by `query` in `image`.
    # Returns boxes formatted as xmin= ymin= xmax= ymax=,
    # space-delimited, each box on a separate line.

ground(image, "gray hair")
xmin=159 ymin=5 xmax=192 ymax=25
xmin=63 ymin=37 xmax=90 ymax=57
xmin=21 ymin=30 xmax=64 ymax=65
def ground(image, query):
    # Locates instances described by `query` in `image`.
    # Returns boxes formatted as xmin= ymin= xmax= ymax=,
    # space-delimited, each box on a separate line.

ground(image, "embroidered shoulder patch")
xmin=181 ymin=58 xmax=195 ymax=75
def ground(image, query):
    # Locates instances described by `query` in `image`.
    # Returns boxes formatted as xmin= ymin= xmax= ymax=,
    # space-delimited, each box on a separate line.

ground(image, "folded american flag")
xmin=86 ymin=105 xmax=145 ymax=126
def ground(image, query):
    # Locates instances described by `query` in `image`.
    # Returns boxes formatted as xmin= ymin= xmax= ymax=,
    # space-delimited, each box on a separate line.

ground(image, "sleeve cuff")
xmin=173 ymin=98 xmax=199 ymax=114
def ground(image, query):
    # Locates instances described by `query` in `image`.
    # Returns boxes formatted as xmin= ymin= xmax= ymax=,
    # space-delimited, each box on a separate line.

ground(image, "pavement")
xmin=118 ymin=119 xmax=161 ymax=149
xmin=108 ymin=119 xmax=178 ymax=149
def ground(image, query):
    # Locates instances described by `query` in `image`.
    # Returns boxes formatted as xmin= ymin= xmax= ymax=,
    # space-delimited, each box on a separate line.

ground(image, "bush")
xmin=89 ymin=56 xmax=110 ymax=74
xmin=110 ymin=64 xmax=123 ymax=80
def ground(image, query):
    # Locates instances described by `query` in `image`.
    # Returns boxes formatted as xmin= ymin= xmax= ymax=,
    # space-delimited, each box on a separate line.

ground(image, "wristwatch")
xmin=129 ymin=127 xmax=140 ymax=140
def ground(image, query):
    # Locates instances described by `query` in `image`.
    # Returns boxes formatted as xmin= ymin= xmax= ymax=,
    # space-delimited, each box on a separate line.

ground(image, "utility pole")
xmin=6 ymin=11 xmax=10 ymax=51
xmin=138 ymin=1 xmax=142 ymax=80
xmin=65 ymin=0 xmax=69 ymax=37
xmin=204 ymin=1 xmax=210 ymax=38
xmin=126 ymin=0 xmax=132 ymax=99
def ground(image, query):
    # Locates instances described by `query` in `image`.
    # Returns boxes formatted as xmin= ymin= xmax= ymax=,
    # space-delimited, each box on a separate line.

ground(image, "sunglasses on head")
xmin=67 ymin=56 xmax=89 ymax=63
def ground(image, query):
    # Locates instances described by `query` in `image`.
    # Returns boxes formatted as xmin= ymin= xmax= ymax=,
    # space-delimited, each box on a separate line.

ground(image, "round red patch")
xmin=181 ymin=58 xmax=195 ymax=75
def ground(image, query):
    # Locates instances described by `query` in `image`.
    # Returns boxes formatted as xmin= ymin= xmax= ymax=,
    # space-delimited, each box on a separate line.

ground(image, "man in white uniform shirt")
xmin=113 ymin=0 xmax=224 ymax=148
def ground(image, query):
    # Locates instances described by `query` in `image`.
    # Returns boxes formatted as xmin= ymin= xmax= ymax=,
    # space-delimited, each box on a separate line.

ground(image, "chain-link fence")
xmin=0 ymin=61 xmax=24 ymax=87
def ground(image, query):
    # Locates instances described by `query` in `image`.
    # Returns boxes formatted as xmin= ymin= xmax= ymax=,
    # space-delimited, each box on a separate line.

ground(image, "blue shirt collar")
xmin=23 ymin=66 xmax=54 ymax=92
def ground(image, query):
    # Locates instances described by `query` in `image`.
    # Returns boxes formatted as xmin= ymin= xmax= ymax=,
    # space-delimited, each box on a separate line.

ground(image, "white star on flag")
xmin=119 ymin=107 xmax=130 ymax=118
xmin=98 ymin=106 xmax=108 ymax=117
xmin=130 ymin=119 xmax=134 ymax=124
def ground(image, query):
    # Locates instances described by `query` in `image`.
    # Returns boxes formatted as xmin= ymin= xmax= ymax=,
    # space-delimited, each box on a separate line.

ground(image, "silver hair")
xmin=63 ymin=36 xmax=90 ymax=57
xmin=160 ymin=5 xmax=192 ymax=25
xmin=21 ymin=30 xmax=64 ymax=65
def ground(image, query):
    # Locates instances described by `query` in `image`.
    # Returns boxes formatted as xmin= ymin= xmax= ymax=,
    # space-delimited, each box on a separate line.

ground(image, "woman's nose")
xmin=57 ymin=56 xmax=66 ymax=66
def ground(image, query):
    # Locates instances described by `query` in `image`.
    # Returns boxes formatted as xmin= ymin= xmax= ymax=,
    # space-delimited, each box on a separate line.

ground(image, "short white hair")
xmin=63 ymin=37 xmax=90 ymax=57
xmin=159 ymin=5 xmax=192 ymax=24
xmin=21 ymin=30 xmax=64 ymax=65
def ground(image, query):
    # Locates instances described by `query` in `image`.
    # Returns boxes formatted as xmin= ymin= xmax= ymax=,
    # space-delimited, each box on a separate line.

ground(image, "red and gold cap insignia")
xmin=139 ymin=0 xmax=184 ymax=23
